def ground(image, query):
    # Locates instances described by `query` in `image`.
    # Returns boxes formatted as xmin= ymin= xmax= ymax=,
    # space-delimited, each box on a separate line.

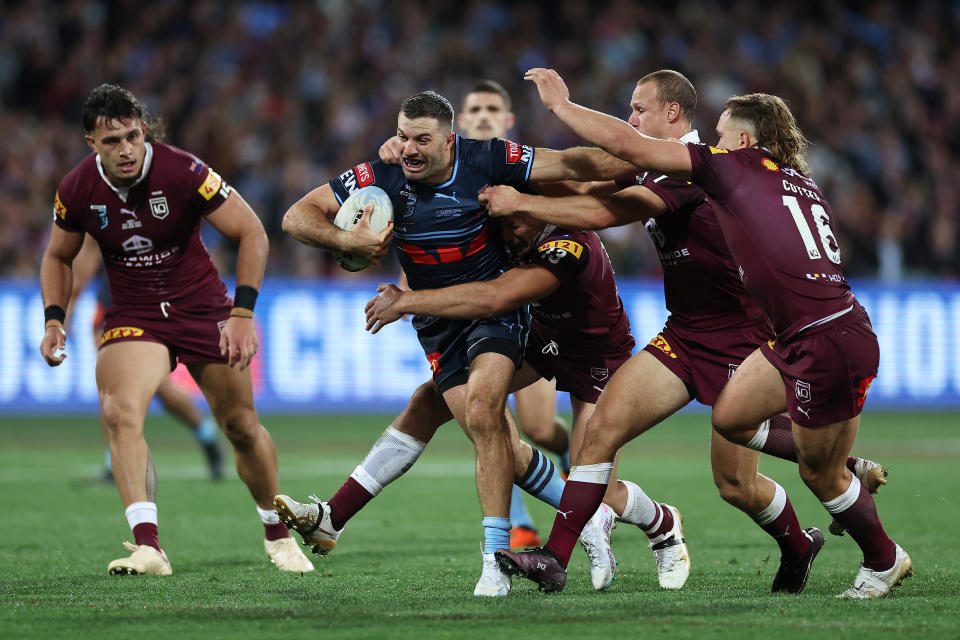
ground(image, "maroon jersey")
xmin=521 ymin=228 xmax=633 ymax=352
xmin=687 ymin=144 xmax=855 ymax=339
xmin=53 ymin=143 xmax=230 ymax=307
xmin=616 ymin=169 xmax=763 ymax=331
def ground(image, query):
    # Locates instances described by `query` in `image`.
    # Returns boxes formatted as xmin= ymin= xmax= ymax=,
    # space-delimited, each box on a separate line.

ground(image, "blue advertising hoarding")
xmin=2 ymin=278 xmax=959 ymax=413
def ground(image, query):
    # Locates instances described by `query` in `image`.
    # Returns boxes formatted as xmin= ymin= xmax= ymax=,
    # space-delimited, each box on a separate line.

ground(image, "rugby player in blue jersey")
xmin=279 ymin=90 xmax=632 ymax=596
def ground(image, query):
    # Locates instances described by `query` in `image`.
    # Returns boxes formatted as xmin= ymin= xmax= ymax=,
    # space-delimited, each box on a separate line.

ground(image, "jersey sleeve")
xmin=530 ymin=234 xmax=590 ymax=283
xmin=52 ymin=179 xmax=84 ymax=232
xmin=687 ymin=142 xmax=734 ymax=201
xmin=328 ymin=159 xmax=402 ymax=204
xmin=469 ymin=138 xmax=534 ymax=186
xmin=640 ymin=173 xmax=707 ymax=213
xmin=189 ymin=159 xmax=234 ymax=216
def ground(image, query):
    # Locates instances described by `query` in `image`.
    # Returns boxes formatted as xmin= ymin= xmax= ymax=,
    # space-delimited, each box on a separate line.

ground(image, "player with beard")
xmin=277 ymin=89 xmax=640 ymax=596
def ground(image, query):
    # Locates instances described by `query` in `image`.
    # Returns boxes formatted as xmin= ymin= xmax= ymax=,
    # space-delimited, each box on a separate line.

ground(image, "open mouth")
xmin=118 ymin=160 xmax=137 ymax=173
xmin=402 ymin=156 xmax=425 ymax=172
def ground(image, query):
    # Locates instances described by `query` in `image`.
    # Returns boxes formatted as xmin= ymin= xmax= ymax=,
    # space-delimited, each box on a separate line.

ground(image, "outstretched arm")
xmin=365 ymin=265 xmax=560 ymax=334
xmin=526 ymin=68 xmax=694 ymax=180
xmin=480 ymin=184 xmax=667 ymax=230
xmin=282 ymin=184 xmax=391 ymax=264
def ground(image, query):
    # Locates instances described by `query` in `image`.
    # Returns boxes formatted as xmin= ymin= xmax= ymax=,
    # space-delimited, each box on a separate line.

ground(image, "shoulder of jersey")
xmin=536 ymin=232 xmax=589 ymax=260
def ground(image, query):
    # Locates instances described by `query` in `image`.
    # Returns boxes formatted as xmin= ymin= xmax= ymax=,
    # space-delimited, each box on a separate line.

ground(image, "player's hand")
xmin=524 ymin=68 xmax=571 ymax=112
xmin=364 ymin=283 xmax=405 ymax=334
xmin=220 ymin=316 xmax=258 ymax=370
xmin=378 ymin=136 xmax=403 ymax=165
xmin=345 ymin=203 xmax=393 ymax=263
xmin=39 ymin=325 xmax=67 ymax=366
xmin=479 ymin=185 xmax=523 ymax=218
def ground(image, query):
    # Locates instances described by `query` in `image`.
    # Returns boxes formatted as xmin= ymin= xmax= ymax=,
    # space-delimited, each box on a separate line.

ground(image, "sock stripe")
xmin=529 ymin=459 xmax=556 ymax=496
xmin=519 ymin=450 xmax=547 ymax=487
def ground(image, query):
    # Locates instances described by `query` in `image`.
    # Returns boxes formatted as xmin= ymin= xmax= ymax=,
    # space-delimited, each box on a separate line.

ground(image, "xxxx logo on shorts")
xmin=101 ymin=326 xmax=145 ymax=344
xmin=426 ymin=351 xmax=443 ymax=376
xmin=649 ymin=334 xmax=677 ymax=359
xmin=856 ymin=375 xmax=876 ymax=408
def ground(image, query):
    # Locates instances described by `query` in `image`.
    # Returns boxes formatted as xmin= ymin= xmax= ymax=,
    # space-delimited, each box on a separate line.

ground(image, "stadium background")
xmin=1 ymin=0 xmax=958 ymax=413
xmin=2 ymin=3 xmax=959 ymax=637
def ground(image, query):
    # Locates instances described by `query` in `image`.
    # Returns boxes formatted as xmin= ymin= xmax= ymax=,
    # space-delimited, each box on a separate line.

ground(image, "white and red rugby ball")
xmin=332 ymin=185 xmax=394 ymax=272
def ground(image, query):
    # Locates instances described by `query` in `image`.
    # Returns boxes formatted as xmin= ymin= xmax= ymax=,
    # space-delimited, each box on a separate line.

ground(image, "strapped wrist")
xmin=44 ymin=305 xmax=66 ymax=324
xmin=233 ymin=285 xmax=258 ymax=312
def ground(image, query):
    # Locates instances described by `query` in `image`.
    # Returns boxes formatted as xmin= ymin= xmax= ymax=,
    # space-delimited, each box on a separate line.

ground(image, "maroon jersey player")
xmin=482 ymin=71 xmax=829 ymax=595
xmin=517 ymin=67 xmax=909 ymax=600
xmin=38 ymin=84 xmax=312 ymax=576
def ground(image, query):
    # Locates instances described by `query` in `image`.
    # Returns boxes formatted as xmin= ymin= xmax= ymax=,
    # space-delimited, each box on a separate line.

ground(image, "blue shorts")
xmin=413 ymin=307 xmax=530 ymax=393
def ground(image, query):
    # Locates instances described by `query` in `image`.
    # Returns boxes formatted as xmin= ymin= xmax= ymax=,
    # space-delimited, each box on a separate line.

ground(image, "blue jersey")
xmin=329 ymin=136 xmax=534 ymax=290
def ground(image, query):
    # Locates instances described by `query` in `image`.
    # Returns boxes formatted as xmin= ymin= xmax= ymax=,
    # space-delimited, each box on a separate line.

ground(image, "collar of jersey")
xmin=415 ymin=135 xmax=460 ymax=189
xmin=535 ymin=224 xmax=557 ymax=246
xmin=679 ymin=130 xmax=700 ymax=144
xmin=95 ymin=142 xmax=154 ymax=203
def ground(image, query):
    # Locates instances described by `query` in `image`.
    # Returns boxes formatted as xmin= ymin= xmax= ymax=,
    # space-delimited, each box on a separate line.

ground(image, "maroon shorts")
xmin=524 ymin=327 xmax=635 ymax=403
xmin=100 ymin=298 xmax=232 ymax=370
xmin=644 ymin=316 xmax=773 ymax=407
xmin=761 ymin=303 xmax=879 ymax=428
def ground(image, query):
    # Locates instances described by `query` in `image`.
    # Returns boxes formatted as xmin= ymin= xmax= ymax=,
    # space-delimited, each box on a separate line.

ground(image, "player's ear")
xmin=505 ymin=112 xmax=516 ymax=131
xmin=445 ymin=131 xmax=455 ymax=149
xmin=739 ymin=129 xmax=752 ymax=149
xmin=84 ymin=134 xmax=96 ymax=152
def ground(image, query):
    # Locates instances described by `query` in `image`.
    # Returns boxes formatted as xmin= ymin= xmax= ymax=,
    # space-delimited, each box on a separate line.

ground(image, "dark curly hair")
xmin=81 ymin=84 xmax=165 ymax=143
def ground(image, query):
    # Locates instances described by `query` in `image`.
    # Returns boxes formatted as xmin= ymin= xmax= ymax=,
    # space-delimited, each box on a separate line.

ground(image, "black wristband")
xmin=44 ymin=305 xmax=66 ymax=324
xmin=233 ymin=285 xmax=259 ymax=311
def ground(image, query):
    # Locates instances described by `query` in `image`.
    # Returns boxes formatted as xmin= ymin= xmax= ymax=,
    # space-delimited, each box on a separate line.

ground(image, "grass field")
xmin=1 ymin=410 xmax=958 ymax=639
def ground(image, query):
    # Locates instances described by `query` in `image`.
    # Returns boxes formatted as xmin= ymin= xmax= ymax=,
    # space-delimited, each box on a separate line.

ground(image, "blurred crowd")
xmin=2 ymin=0 xmax=958 ymax=281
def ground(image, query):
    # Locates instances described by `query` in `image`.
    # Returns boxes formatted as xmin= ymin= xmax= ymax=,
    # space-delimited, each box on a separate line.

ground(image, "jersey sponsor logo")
xmin=762 ymin=158 xmax=779 ymax=171
xmin=649 ymin=334 xmax=678 ymax=359
xmin=590 ymin=367 xmax=609 ymax=381
xmin=54 ymin=191 xmax=67 ymax=220
xmin=767 ymin=339 xmax=776 ymax=349
xmin=354 ymin=162 xmax=374 ymax=188
xmin=121 ymin=234 xmax=155 ymax=255
xmin=856 ymin=375 xmax=876 ymax=408
xmin=149 ymin=196 xmax=170 ymax=220
xmin=198 ymin=170 xmax=223 ymax=200
xmin=795 ymin=380 xmax=812 ymax=403
xmin=708 ymin=146 xmax=728 ymax=154
xmin=541 ymin=340 xmax=559 ymax=356
xmin=100 ymin=326 xmax=145 ymax=344
xmin=504 ymin=140 xmax=532 ymax=164
xmin=537 ymin=239 xmax=583 ymax=260
xmin=91 ymin=204 xmax=109 ymax=229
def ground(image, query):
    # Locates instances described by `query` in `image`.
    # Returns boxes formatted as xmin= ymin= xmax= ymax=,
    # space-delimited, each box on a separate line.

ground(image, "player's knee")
xmin=220 ymin=412 xmax=259 ymax=451
xmin=99 ymin=394 xmax=139 ymax=434
xmin=713 ymin=470 xmax=749 ymax=507
xmin=797 ymin=463 xmax=836 ymax=495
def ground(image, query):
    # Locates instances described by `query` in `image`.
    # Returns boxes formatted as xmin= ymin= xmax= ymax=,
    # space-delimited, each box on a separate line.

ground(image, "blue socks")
xmin=518 ymin=449 xmax=566 ymax=508
xmin=193 ymin=417 xmax=218 ymax=444
xmin=482 ymin=516 xmax=511 ymax=554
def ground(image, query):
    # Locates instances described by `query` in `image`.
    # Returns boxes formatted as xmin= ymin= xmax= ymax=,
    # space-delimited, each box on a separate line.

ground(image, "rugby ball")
xmin=332 ymin=186 xmax=394 ymax=271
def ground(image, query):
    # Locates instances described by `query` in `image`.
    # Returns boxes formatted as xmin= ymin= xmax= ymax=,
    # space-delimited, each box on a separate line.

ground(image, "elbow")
xmin=280 ymin=209 xmax=297 ymax=236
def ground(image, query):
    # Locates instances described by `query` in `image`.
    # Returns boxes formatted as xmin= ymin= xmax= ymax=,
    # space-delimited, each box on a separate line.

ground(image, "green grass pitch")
xmin=1 ymin=410 xmax=958 ymax=639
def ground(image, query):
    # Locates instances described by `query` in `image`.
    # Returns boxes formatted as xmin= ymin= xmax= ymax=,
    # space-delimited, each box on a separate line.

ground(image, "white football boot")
xmin=273 ymin=494 xmax=341 ymax=556
xmin=649 ymin=504 xmax=690 ymax=589
xmin=830 ymin=458 xmax=888 ymax=536
xmin=107 ymin=541 xmax=172 ymax=576
xmin=838 ymin=544 xmax=912 ymax=599
xmin=264 ymin=536 xmax=315 ymax=572
xmin=579 ymin=503 xmax=617 ymax=590
xmin=474 ymin=552 xmax=512 ymax=597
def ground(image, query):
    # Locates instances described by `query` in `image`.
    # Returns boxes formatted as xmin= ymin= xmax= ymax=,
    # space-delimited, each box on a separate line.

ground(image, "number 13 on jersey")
xmin=782 ymin=195 xmax=841 ymax=264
